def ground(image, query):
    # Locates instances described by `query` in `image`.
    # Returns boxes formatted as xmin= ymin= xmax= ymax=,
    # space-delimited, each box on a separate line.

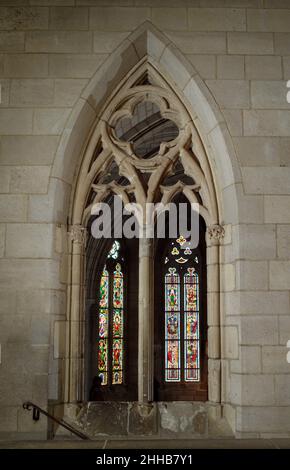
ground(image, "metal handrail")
xmin=23 ymin=401 xmax=90 ymax=440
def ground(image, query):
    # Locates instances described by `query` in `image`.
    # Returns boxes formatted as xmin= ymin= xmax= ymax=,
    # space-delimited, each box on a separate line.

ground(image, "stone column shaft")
xmin=138 ymin=231 xmax=154 ymax=403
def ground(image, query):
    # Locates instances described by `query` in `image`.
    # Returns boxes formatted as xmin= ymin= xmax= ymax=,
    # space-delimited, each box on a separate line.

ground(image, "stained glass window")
xmin=165 ymin=267 xmax=181 ymax=382
xmin=164 ymin=237 xmax=201 ymax=384
xmin=184 ymin=268 xmax=200 ymax=382
xmin=97 ymin=242 xmax=124 ymax=387
xmin=112 ymin=263 xmax=124 ymax=384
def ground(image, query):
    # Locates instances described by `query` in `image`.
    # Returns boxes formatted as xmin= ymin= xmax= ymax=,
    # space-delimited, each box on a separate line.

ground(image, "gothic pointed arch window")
xmin=79 ymin=64 xmax=218 ymax=404
xmin=97 ymin=240 xmax=125 ymax=387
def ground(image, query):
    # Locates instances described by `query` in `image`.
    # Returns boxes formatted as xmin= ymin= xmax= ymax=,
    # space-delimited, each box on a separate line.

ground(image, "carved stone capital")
xmin=69 ymin=224 xmax=87 ymax=246
xmin=207 ymin=224 xmax=225 ymax=244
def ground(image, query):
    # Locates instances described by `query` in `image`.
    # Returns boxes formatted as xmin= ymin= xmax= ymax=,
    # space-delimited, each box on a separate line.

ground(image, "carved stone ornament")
xmin=207 ymin=224 xmax=225 ymax=243
xmin=69 ymin=224 xmax=87 ymax=245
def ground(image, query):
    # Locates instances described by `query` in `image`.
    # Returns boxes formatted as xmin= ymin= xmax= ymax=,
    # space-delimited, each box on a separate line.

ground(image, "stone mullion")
xmin=138 ymin=229 xmax=154 ymax=403
xmin=66 ymin=225 xmax=87 ymax=403
xmin=206 ymin=224 xmax=225 ymax=404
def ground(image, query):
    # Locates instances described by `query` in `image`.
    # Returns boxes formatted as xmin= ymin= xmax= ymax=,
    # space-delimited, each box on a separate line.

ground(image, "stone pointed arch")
xmin=52 ymin=22 xmax=241 ymax=436
xmin=51 ymin=22 xmax=240 ymax=225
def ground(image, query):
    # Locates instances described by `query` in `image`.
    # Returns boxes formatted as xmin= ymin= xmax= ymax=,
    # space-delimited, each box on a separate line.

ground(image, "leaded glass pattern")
xmin=98 ymin=267 xmax=109 ymax=385
xmin=165 ymin=268 xmax=181 ymax=382
xmin=184 ymin=268 xmax=200 ymax=382
xmin=99 ymin=267 xmax=109 ymax=308
xmin=97 ymin=243 xmax=125 ymax=387
xmin=164 ymin=237 xmax=201 ymax=384
xmin=112 ymin=264 xmax=124 ymax=384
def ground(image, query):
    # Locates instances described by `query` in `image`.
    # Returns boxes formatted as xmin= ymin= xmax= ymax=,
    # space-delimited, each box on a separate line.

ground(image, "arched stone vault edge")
xmin=50 ymin=23 xmax=241 ymax=427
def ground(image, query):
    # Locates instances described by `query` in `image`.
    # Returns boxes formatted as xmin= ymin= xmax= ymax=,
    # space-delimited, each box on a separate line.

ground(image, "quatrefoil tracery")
xmin=86 ymin=82 xmax=213 ymax=222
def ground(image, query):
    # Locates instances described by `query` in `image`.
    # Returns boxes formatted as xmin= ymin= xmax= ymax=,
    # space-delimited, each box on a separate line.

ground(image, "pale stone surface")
xmin=217 ymin=55 xmax=244 ymax=79
xmin=199 ymin=0 xmax=261 ymax=5
xmin=167 ymin=32 xmax=227 ymax=54
xmin=233 ymin=224 xmax=276 ymax=260
xmin=0 ymin=224 xmax=5 ymax=257
xmin=208 ymin=326 xmax=220 ymax=358
xmin=0 ymin=407 xmax=18 ymax=432
xmin=206 ymin=80 xmax=249 ymax=109
xmin=152 ymin=8 xmax=187 ymax=31
xmin=15 ymin=289 xmax=62 ymax=315
xmin=93 ymin=31 xmax=129 ymax=53
xmin=49 ymin=54 xmax=105 ymax=78
xmin=49 ymin=7 xmax=88 ymax=30
xmin=183 ymin=78 xmax=220 ymax=134
xmin=53 ymin=321 xmax=66 ymax=359
xmin=0 ymin=6 xmax=48 ymax=30
xmin=275 ymin=376 xmax=290 ymax=406
xmin=265 ymin=196 xmax=290 ymax=223
xmin=159 ymin=403 xmax=207 ymax=436
xmin=33 ymin=108 xmax=70 ymax=135
xmin=26 ymin=31 xmax=93 ymax=53
xmin=222 ymin=109 xmax=243 ymax=136
xmin=160 ymin=46 xmax=192 ymax=90
xmin=262 ymin=346 xmax=290 ymax=374
xmin=279 ymin=315 xmax=290 ymax=345
xmin=233 ymin=137 xmax=282 ymax=166
xmin=230 ymin=374 xmax=275 ymax=406
xmin=52 ymin=100 xmax=96 ymax=184
xmin=0 ymin=195 xmax=27 ymax=222
xmin=0 ymin=259 xmax=61 ymax=290
xmin=89 ymin=7 xmax=151 ymax=31
xmin=282 ymin=56 xmax=290 ymax=80
xmin=223 ymin=326 xmax=239 ymax=359
xmin=277 ymin=225 xmax=290 ymax=259
xmin=274 ymin=33 xmax=290 ymax=54
xmin=226 ymin=291 xmax=290 ymax=316
xmin=9 ymin=166 xmax=50 ymax=194
xmin=237 ymin=406 xmax=290 ymax=433
xmin=0 ymin=167 xmax=10 ymax=193
xmin=54 ymin=79 xmax=87 ymax=106
xmin=264 ymin=0 xmax=290 ymax=7
xmin=231 ymin=346 xmax=262 ymax=374
xmin=235 ymin=261 xmax=268 ymax=291
xmin=3 ymin=54 xmax=48 ymax=78
xmin=0 ymin=32 xmax=24 ymax=51
xmin=0 ymin=109 xmax=32 ymax=135
xmin=221 ymin=263 xmax=235 ymax=292
xmin=0 ymin=78 xmax=9 ymax=107
xmin=186 ymin=54 xmax=216 ymax=79
xmin=0 ymin=136 xmax=59 ymax=165
xmin=228 ymin=32 xmax=274 ymax=54
xmin=28 ymin=178 xmax=70 ymax=224
xmin=270 ymin=261 xmax=290 ymax=290
xmin=244 ymin=110 xmax=290 ymax=136
xmin=241 ymin=167 xmax=290 ymax=194
xmin=32 ymin=1 xmax=74 ymax=4
xmin=251 ymin=81 xmax=290 ymax=109
xmin=240 ymin=316 xmax=278 ymax=345
xmin=188 ymin=8 xmax=246 ymax=32
xmin=5 ymin=224 xmax=54 ymax=259
xmin=245 ymin=56 xmax=282 ymax=80
xmin=10 ymin=79 xmax=54 ymax=106
xmin=0 ymin=55 xmax=4 ymax=75
xmin=248 ymin=9 xmax=290 ymax=33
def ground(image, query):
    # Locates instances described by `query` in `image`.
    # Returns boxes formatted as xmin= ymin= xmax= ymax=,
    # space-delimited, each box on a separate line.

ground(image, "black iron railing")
xmin=23 ymin=401 xmax=90 ymax=440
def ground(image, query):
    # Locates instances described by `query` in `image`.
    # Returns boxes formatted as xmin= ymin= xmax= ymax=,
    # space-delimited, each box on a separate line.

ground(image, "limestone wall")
xmin=0 ymin=0 xmax=290 ymax=439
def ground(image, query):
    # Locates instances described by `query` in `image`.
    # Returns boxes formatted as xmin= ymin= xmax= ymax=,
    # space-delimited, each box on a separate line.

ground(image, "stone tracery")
xmin=75 ymin=63 xmax=218 ymax=228
xmin=69 ymin=60 xmax=224 ymax=406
